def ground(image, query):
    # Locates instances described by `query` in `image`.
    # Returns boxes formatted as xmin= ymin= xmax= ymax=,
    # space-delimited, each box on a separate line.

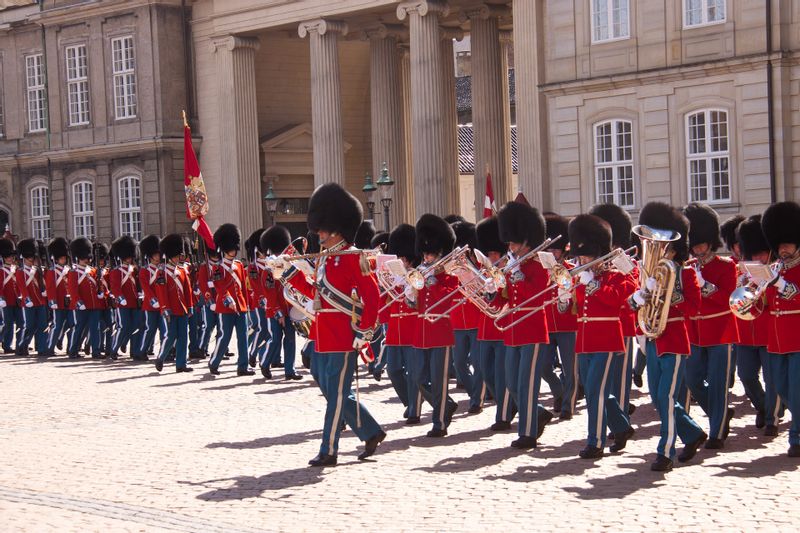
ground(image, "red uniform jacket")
xmin=478 ymin=305 xmax=503 ymax=342
xmin=140 ymin=263 xmax=162 ymax=312
xmin=380 ymin=296 xmax=419 ymax=346
xmin=109 ymin=264 xmax=139 ymax=309
xmin=765 ymin=256 xmax=800 ymax=354
xmin=412 ymin=270 xmax=458 ymax=349
xmin=620 ymin=263 xmax=640 ymax=337
xmin=155 ymin=263 xmax=194 ymax=316
xmin=734 ymin=260 xmax=769 ymax=347
xmin=493 ymin=258 xmax=550 ymax=347
xmin=449 ymin=297 xmax=481 ymax=331
xmin=286 ymin=244 xmax=380 ymax=353
xmin=687 ymin=255 xmax=739 ymax=346
xmin=68 ymin=265 xmax=105 ymax=310
xmin=252 ymin=261 xmax=286 ymax=319
xmin=45 ymin=265 xmax=71 ymax=309
xmin=575 ymin=269 xmax=633 ymax=354
xmin=214 ymin=258 xmax=249 ymax=314
xmin=246 ymin=263 xmax=260 ymax=310
xmin=196 ymin=262 xmax=217 ymax=304
xmin=16 ymin=265 xmax=46 ymax=307
xmin=0 ymin=264 xmax=19 ymax=307
xmin=544 ymin=259 xmax=578 ymax=333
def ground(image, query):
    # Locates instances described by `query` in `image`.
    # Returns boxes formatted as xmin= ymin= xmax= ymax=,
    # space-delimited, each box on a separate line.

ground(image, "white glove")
xmin=645 ymin=277 xmax=658 ymax=292
xmin=78 ymin=302 xmax=87 ymax=311
xmin=269 ymin=255 xmax=291 ymax=277
xmin=775 ymin=276 xmax=788 ymax=293
xmin=484 ymin=280 xmax=497 ymax=294
xmin=118 ymin=298 xmax=128 ymax=307
xmin=557 ymin=286 xmax=571 ymax=303
xmin=207 ymin=281 xmax=214 ymax=289
xmin=695 ymin=269 xmax=706 ymax=287
xmin=50 ymin=301 xmax=58 ymax=310
xmin=193 ymin=288 xmax=201 ymax=296
xmin=209 ymin=303 xmax=217 ymax=312
xmin=24 ymin=298 xmax=33 ymax=308
xmin=353 ymin=336 xmax=369 ymax=352
xmin=152 ymin=301 xmax=160 ymax=310
xmin=303 ymin=298 xmax=316 ymax=314
xmin=632 ymin=289 xmax=648 ymax=307
xmin=404 ymin=283 xmax=417 ymax=303
xmin=97 ymin=292 xmax=105 ymax=299
xmin=0 ymin=297 xmax=6 ymax=308
xmin=578 ymin=270 xmax=595 ymax=286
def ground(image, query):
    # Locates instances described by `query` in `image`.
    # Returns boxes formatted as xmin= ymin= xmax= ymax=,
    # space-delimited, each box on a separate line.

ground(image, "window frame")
xmin=682 ymin=0 xmax=726 ymax=29
xmin=29 ymin=184 xmax=51 ymax=241
xmin=25 ymin=53 xmax=47 ymax=133
xmin=117 ymin=175 xmax=142 ymax=239
xmin=111 ymin=35 xmax=137 ymax=120
xmin=685 ymin=108 xmax=732 ymax=205
xmin=72 ymin=180 xmax=96 ymax=239
xmin=590 ymin=0 xmax=631 ymax=44
xmin=65 ymin=43 xmax=90 ymax=127
xmin=593 ymin=118 xmax=636 ymax=209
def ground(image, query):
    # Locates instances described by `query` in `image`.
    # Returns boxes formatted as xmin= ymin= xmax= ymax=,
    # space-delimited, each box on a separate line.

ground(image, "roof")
xmin=0 ymin=1 xmax=36 ymax=11
xmin=456 ymin=68 xmax=516 ymax=114
xmin=457 ymin=124 xmax=518 ymax=175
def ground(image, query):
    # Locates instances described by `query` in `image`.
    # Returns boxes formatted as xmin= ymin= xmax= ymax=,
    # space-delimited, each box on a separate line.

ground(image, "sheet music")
xmin=384 ymin=259 xmax=407 ymax=278
xmin=473 ymin=249 xmax=492 ymax=269
xmin=742 ymin=262 xmax=773 ymax=285
xmin=612 ymin=253 xmax=635 ymax=275
xmin=538 ymin=251 xmax=557 ymax=270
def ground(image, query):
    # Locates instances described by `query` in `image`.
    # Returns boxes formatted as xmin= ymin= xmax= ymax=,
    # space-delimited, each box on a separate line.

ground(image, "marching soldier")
xmin=67 ymin=238 xmax=104 ymax=359
xmin=154 ymin=234 xmax=195 ymax=373
xmin=44 ymin=238 xmax=71 ymax=357
xmin=683 ymin=203 xmax=739 ymax=449
xmin=16 ymin=239 xmax=47 ymax=356
xmin=109 ymin=236 xmax=139 ymax=360
xmin=197 ymin=248 xmax=220 ymax=359
xmin=135 ymin=235 xmax=163 ymax=361
xmin=721 ymin=215 xmax=745 ymax=262
xmin=94 ymin=243 xmax=113 ymax=358
xmin=761 ymin=202 xmax=800 ymax=457
xmin=245 ymin=229 xmax=266 ymax=368
xmin=0 ymin=238 xmax=20 ymax=354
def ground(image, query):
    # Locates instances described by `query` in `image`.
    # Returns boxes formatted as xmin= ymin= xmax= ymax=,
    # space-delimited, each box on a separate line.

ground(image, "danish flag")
xmin=483 ymin=172 xmax=496 ymax=218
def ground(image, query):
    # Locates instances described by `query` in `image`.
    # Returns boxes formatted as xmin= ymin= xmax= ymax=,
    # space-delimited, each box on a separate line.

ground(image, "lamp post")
xmin=264 ymin=183 xmax=278 ymax=226
xmin=376 ymin=161 xmax=394 ymax=231
xmin=362 ymin=172 xmax=377 ymax=223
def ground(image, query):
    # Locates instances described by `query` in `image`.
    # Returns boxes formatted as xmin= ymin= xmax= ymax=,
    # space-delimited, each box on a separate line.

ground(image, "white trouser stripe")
xmin=440 ymin=347 xmax=451 ymax=426
xmin=718 ymin=344 xmax=732 ymax=439
xmin=666 ymin=356 xmax=681 ymax=455
xmin=595 ymin=353 xmax=613 ymax=443
xmin=620 ymin=338 xmax=631 ymax=406
xmin=329 ymin=353 xmax=349 ymax=453
xmin=524 ymin=344 xmax=540 ymax=436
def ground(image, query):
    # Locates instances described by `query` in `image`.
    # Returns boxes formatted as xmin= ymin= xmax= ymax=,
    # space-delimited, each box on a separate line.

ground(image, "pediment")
xmin=260 ymin=123 xmax=352 ymax=153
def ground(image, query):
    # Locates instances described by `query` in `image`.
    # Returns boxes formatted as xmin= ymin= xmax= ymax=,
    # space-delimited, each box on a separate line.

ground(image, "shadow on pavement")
xmin=560 ymin=461 xmax=666 ymax=499
xmin=714 ymin=453 xmax=800 ymax=478
xmin=182 ymin=467 xmax=325 ymax=501
xmin=206 ymin=429 xmax=323 ymax=449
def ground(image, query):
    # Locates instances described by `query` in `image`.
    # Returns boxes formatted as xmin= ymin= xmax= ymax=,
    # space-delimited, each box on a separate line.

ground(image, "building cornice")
xmin=29 ymin=0 xmax=184 ymax=26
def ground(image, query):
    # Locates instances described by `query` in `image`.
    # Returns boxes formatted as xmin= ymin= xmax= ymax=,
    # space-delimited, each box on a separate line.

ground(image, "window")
xmin=72 ymin=181 xmax=95 ymax=238
xmin=594 ymin=119 xmax=635 ymax=208
xmin=111 ymin=36 xmax=137 ymax=119
xmin=684 ymin=0 xmax=725 ymax=28
xmin=30 ymin=185 xmax=51 ymax=241
xmin=118 ymin=176 xmax=142 ymax=239
xmin=65 ymin=44 xmax=90 ymax=126
xmin=686 ymin=109 xmax=730 ymax=203
xmin=25 ymin=54 xmax=47 ymax=132
xmin=591 ymin=0 xmax=630 ymax=43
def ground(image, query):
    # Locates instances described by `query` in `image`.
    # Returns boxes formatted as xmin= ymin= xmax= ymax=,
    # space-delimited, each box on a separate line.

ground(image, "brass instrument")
xmin=375 ymin=256 xmax=408 ymax=313
xmin=729 ymin=260 xmax=780 ymax=321
xmin=267 ymin=238 xmax=315 ymax=338
xmin=634 ymin=224 xmax=679 ymax=339
xmin=500 ymin=236 xmax=561 ymax=275
xmin=406 ymin=246 xmax=470 ymax=291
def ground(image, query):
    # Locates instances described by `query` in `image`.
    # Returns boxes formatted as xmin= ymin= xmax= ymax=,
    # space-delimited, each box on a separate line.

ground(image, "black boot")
xmin=308 ymin=454 xmax=337 ymax=467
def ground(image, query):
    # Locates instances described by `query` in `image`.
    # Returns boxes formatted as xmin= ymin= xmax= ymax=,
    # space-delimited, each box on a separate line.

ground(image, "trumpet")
xmin=729 ymin=260 xmax=781 ymax=321
xmin=406 ymin=246 xmax=470 ymax=290
xmin=500 ymin=235 xmax=561 ymax=275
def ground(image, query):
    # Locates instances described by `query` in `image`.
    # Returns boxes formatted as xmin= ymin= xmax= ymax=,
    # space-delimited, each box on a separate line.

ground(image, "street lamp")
xmin=362 ymin=172 xmax=377 ymax=222
xmin=264 ymin=183 xmax=278 ymax=225
xmin=376 ymin=161 xmax=394 ymax=231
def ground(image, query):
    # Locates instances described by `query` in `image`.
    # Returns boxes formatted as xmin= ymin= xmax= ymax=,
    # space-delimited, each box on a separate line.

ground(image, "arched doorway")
xmin=0 ymin=208 xmax=9 ymax=232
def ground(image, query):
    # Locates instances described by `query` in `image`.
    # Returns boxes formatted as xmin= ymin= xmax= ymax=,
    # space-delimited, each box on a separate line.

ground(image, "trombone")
xmin=500 ymin=235 xmax=561 ymax=275
xmin=406 ymin=246 xmax=470 ymax=291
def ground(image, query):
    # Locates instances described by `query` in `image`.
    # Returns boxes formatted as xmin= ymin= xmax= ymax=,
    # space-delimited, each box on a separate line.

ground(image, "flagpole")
xmin=182 ymin=109 xmax=188 ymax=129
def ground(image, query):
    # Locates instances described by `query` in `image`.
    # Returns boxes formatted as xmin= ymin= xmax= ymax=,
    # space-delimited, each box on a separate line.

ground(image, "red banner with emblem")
xmin=183 ymin=111 xmax=215 ymax=250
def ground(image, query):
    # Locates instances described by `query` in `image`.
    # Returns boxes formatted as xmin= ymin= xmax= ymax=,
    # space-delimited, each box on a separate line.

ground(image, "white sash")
xmin=120 ymin=264 xmax=135 ymax=287
xmin=166 ymin=264 xmax=184 ymax=298
xmin=222 ymin=259 xmax=242 ymax=290
xmin=2 ymin=265 xmax=15 ymax=287
xmin=55 ymin=265 xmax=70 ymax=287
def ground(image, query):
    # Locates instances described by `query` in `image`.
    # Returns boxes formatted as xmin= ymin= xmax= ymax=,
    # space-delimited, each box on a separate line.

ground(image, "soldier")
xmin=154 ymin=234 xmax=195 ymax=373
xmin=196 ymin=248 xmax=220 ymax=359
xmin=683 ymin=203 xmax=739 ymax=449
xmin=208 ymin=223 xmax=254 ymax=376
xmin=93 ymin=243 xmax=113 ymax=359
xmin=135 ymin=235 xmax=163 ymax=361
xmin=629 ymin=202 xmax=706 ymax=472
xmin=44 ymin=238 xmax=71 ymax=357
xmin=67 ymin=238 xmax=104 ymax=359
xmin=15 ymin=239 xmax=47 ymax=356
xmin=720 ymin=215 xmax=745 ymax=262
xmin=0 ymin=238 xmax=20 ymax=354
xmin=761 ymin=202 xmax=800 ymax=457
xmin=245 ymin=229 xmax=266 ymax=369
xmin=109 ymin=236 xmax=139 ymax=360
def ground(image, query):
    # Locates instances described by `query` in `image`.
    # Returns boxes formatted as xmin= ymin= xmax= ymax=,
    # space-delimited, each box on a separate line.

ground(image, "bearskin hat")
xmin=568 ymin=215 xmax=611 ymax=258
xmin=94 ymin=242 xmax=110 ymax=260
xmin=415 ymin=214 xmax=456 ymax=256
xmin=452 ymin=221 xmax=477 ymax=249
xmin=388 ymin=223 xmax=417 ymax=263
xmin=354 ymin=220 xmax=376 ymax=250
xmin=305 ymin=230 xmax=320 ymax=255
xmin=497 ymin=201 xmax=546 ymax=247
xmin=638 ymin=201 xmax=690 ymax=262
xmin=737 ymin=215 xmax=770 ymax=260
xmin=37 ymin=240 xmax=47 ymax=260
xmin=720 ymin=215 xmax=745 ymax=253
xmin=245 ymin=228 xmax=265 ymax=259
xmin=683 ymin=202 xmax=722 ymax=251
xmin=259 ymin=225 xmax=291 ymax=256
xmin=543 ymin=212 xmax=569 ymax=251
xmin=0 ymin=238 xmax=14 ymax=258
xmin=111 ymin=235 xmax=137 ymax=261
xmin=70 ymin=237 xmax=93 ymax=260
xmin=214 ymin=223 xmax=241 ymax=254
xmin=47 ymin=237 xmax=70 ymax=260
xmin=589 ymin=203 xmax=632 ymax=249
xmin=158 ymin=234 xmax=184 ymax=260
xmin=762 ymin=201 xmax=800 ymax=254
xmin=307 ymin=183 xmax=363 ymax=244
xmin=139 ymin=235 xmax=161 ymax=260
xmin=476 ymin=216 xmax=505 ymax=255
xmin=17 ymin=238 xmax=37 ymax=259
xmin=444 ymin=214 xmax=466 ymax=225
xmin=370 ymin=231 xmax=389 ymax=251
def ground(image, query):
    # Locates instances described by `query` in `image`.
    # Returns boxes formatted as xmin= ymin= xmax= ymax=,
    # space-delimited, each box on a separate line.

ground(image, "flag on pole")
xmin=483 ymin=171 xmax=496 ymax=218
xmin=183 ymin=110 xmax=215 ymax=250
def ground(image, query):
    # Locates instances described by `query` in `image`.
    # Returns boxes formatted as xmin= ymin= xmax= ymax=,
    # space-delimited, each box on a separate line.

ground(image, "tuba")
xmin=633 ymin=225 xmax=679 ymax=339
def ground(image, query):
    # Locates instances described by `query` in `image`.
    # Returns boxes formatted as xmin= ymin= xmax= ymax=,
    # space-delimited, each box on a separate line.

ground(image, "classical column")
xmin=212 ymin=35 xmax=262 ymax=238
xmin=364 ymin=24 xmax=408 ymax=229
xmin=299 ymin=19 xmax=348 ymax=188
xmin=440 ymin=30 xmax=462 ymax=217
xmin=399 ymin=43 xmax=414 ymax=223
xmin=513 ymin=0 xmax=549 ymax=208
xmin=397 ymin=0 xmax=449 ymax=218
xmin=463 ymin=4 xmax=513 ymax=215
xmin=500 ymin=31 xmax=515 ymax=195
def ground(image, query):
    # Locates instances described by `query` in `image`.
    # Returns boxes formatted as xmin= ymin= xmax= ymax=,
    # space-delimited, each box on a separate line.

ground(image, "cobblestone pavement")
xmin=1 ymin=350 xmax=799 ymax=532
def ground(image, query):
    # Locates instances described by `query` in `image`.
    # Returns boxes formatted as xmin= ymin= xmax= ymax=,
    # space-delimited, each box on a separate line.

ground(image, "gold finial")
xmin=182 ymin=110 xmax=188 ymax=128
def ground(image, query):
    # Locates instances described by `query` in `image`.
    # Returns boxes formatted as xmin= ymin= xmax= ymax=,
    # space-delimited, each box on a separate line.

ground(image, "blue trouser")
xmin=247 ymin=310 xmax=260 ymax=352
xmin=263 ymin=318 xmax=297 ymax=374
xmin=112 ymin=308 xmax=138 ymax=355
xmin=158 ymin=314 xmax=189 ymax=368
xmin=686 ymin=344 xmax=733 ymax=441
xmin=479 ymin=339 xmax=516 ymax=423
xmin=209 ymin=312 xmax=249 ymax=371
xmin=47 ymin=309 xmax=70 ymax=353
xmin=20 ymin=305 xmax=47 ymax=353
xmin=769 ymin=352 xmax=800 ymax=446
xmin=249 ymin=310 xmax=268 ymax=362
xmin=97 ymin=308 xmax=113 ymax=354
xmin=579 ymin=351 xmax=630 ymax=448
xmin=372 ymin=325 xmax=389 ymax=373
xmin=136 ymin=310 xmax=164 ymax=358
xmin=609 ymin=337 xmax=635 ymax=416
xmin=188 ymin=303 xmax=203 ymax=353
xmin=384 ymin=345 xmax=411 ymax=411
xmin=738 ymin=345 xmax=781 ymax=426
xmin=314 ymin=351 xmax=382 ymax=456
xmin=68 ymin=310 xmax=100 ymax=355
xmin=453 ymin=329 xmax=484 ymax=409
xmin=646 ymin=342 xmax=704 ymax=460
xmin=541 ymin=331 xmax=577 ymax=415
xmin=1 ymin=306 xmax=22 ymax=350
xmin=410 ymin=347 xmax=456 ymax=431
xmin=199 ymin=303 xmax=217 ymax=353
xmin=506 ymin=344 xmax=548 ymax=438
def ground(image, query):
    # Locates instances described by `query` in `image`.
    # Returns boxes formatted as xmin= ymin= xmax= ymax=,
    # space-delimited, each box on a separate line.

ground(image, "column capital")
xmin=396 ymin=0 xmax=449 ymax=21
xmin=298 ymin=18 xmax=348 ymax=39
xmin=458 ymin=3 xmax=512 ymax=24
xmin=440 ymin=27 xmax=464 ymax=41
xmin=210 ymin=35 xmax=260 ymax=54
xmin=360 ymin=23 xmax=406 ymax=41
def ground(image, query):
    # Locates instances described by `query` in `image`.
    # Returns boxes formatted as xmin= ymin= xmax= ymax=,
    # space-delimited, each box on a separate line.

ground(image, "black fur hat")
xmin=452 ymin=221 xmax=477 ymax=249
xmin=0 ymin=238 xmax=14 ymax=258
xmin=444 ymin=214 xmax=466 ymax=225
xmin=720 ymin=215 xmax=745 ymax=253
xmin=569 ymin=214 xmax=611 ymax=258
xmin=94 ymin=242 xmax=110 ymax=260
xmin=70 ymin=237 xmax=93 ymax=260
xmin=245 ymin=228 xmax=265 ymax=259
xmin=738 ymin=215 xmax=770 ymax=260
xmin=139 ymin=235 xmax=161 ymax=261
xmin=18 ymin=238 xmax=37 ymax=259
xmin=544 ymin=212 xmax=569 ymax=251
xmin=214 ymin=223 xmax=241 ymax=254
xmin=307 ymin=183 xmax=363 ymax=243
xmin=388 ymin=223 xmax=417 ymax=263
xmin=476 ymin=216 xmax=505 ymax=255
xmin=47 ymin=237 xmax=70 ymax=260
xmin=762 ymin=201 xmax=800 ymax=254
xmin=638 ymin=201 xmax=690 ymax=263
xmin=354 ymin=220 xmax=376 ymax=250
xmin=497 ymin=201 xmax=546 ymax=247
xmin=416 ymin=214 xmax=455 ymax=256
xmin=305 ymin=231 xmax=320 ymax=255
xmin=111 ymin=235 xmax=137 ymax=261
xmin=259 ymin=225 xmax=291 ymax=255
xmin=370 ymin=231 xmax=389 ymax=251
xmin=589 ymin=203 xmax=632 ymax=249
xmin=159 ymin=234 xmax=184 ymax=260
xmin=683 ymin=202 xmax=722 ymax=251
